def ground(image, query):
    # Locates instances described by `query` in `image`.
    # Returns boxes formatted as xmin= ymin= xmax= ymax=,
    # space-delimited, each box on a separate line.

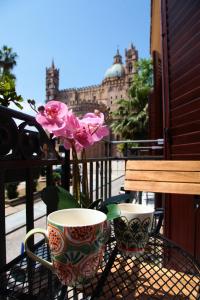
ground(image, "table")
xmin=0 ymin=235 xmax=199 ymax=299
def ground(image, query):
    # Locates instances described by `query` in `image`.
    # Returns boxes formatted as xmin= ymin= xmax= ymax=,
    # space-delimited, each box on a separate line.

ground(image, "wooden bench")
xmin=125 ymin=160 xmax=200 ymax=196
xmin=124 ymin=160 xmax=200 ymax=299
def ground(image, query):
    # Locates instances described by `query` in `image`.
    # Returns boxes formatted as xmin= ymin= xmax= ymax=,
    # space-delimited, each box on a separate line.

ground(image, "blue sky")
xmin=1 ymin=0 xmax=150 ymax=114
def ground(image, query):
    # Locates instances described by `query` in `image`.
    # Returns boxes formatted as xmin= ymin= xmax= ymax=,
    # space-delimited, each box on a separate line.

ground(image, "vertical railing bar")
xmin=108 ymin=144 xmax=112 ymax=198
xmin=26 ymin=167 xmax=35 ymax=295
xmin=61 ymin=149 xmax=70 ymax=191
xmin=46 ymin=165 xmax=53 ymax=187
xmin=104 ymin=160 xmax=108 ymax=201
xmin=96 ymin=161 xmax=99 ymax=200
xmin=90 ymin=162 xmax=93 ymax=204
xmin=108 ymin=161 xmax=111 ymax=197
xmin=100 ymin=161 xmax=104 ymax=200
xmin=26 ymin=168 xmax=34 ymax=241
xmin=46 ymin=165 xmax=53 ymax=216
xmin=0 ymin=171 xmax=6 ymax=269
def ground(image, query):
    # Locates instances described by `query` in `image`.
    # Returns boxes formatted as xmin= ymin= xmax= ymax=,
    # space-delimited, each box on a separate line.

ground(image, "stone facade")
xmin=46 ymin=44 xmax=138 ymax=115
xmin=45 ymin=44 xmax=138 ymax=158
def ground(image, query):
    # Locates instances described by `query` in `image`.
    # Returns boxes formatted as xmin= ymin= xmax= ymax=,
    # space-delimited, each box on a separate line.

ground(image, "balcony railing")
xmin=0 ymin=105 xmax=164 ymax=270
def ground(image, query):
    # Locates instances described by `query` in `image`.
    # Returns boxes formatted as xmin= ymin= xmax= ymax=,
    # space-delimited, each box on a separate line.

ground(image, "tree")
xmin=0 ymin=45 xmax=23 ymax=109
xmin=0 ymin=45 xmax=18 ymax=79
xmin=0 ymin=76 xmax=23 ymax=109
xmin=111 ymin=58 xmax=153 ymax=140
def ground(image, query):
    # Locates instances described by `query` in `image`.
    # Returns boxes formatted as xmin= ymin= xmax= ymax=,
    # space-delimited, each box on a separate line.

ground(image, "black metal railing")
xmin=0 ymin=105 xmax=115 ymax=269
xmin=0 ymin=105 xmax=164 ymax=270
xmin=0 ymin=105 xmax=61 ymax=269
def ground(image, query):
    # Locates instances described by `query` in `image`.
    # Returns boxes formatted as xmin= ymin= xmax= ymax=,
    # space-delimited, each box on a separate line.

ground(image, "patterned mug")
xmin=113 ymin=203 xmax=154 ymax=256
xmin=24 ymin=208 xmax=108 ymax=286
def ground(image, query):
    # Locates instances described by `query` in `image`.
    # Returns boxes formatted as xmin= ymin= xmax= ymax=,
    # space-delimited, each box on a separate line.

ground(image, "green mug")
xmin=24 ymin=208 xmax=108 ymax=287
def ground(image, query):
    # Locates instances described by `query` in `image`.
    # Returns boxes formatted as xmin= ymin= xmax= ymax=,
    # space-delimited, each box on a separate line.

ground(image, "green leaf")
xmin=57 ymin=186 xmax=80 ymax=209
xmin=14 ymin=101 xmax=23 ymax=109
xmin=106 ymin=204 xmax=121 ymax=221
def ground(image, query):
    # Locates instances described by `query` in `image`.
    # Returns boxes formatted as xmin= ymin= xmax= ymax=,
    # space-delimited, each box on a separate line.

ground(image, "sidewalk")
xmin=6 ymin=201 xmax=46 ymax=234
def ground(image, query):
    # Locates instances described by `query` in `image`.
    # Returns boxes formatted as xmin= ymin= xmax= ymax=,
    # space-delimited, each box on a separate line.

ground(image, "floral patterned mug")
xmin=24 ymin=208 xmax=108 ymax=287
xmin=113 ymin=203 xmax=154 ymax=256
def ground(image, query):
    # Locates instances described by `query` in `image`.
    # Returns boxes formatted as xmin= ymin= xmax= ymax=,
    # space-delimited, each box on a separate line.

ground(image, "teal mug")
xmin=24 ymin=208 xmax=108 ymax=287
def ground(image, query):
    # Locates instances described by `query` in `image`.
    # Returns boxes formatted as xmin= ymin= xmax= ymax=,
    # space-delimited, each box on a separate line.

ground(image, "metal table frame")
xmin=0 ymin=234 xmax=199 ymax=300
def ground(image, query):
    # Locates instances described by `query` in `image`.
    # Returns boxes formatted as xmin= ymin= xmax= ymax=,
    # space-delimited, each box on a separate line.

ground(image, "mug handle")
xmin=24 ymin=228 xmax=54 ymax=272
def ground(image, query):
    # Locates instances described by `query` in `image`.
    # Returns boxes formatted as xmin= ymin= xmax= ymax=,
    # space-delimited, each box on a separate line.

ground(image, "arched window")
xmin=128 ymin=63 xmax=132 ymax=73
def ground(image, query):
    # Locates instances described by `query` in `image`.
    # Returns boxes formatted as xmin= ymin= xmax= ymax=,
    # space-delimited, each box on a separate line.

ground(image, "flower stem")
xmin=71 ymin=143 xmax=81 ymax=206
xmin=82 ymin=149 xmax=91 ymax=207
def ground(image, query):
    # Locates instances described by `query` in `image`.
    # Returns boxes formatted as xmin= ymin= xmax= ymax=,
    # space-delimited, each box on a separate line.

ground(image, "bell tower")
xmin=125 ymin=44 xmax=138 ymax=85
xmin=46 ymin=60 xmax=59 ymax=102
xmin=113 ymin=49 xmax=122 ymax=64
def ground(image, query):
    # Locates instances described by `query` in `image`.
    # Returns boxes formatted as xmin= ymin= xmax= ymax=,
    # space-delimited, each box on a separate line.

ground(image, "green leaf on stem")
xmin=106 ymin=204 xmax=121 ymax=221
xmin=57 ymin=186 xmax=80 ymax=209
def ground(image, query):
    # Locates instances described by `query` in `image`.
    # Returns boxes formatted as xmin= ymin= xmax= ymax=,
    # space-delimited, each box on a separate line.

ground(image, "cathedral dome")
xmin=104 ymin=63 xmax=125 ymax=79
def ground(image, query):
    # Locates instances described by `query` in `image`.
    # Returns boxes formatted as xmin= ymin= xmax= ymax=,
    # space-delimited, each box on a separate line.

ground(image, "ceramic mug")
xmin=113 ymin=203 xmax=154 ymax=256
xmin=24 ymin=208 xmax=108 ymax=286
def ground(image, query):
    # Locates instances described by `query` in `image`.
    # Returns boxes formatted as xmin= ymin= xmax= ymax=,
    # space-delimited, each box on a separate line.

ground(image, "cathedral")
xmin=46 ymin=44 xmax=138 ymax=115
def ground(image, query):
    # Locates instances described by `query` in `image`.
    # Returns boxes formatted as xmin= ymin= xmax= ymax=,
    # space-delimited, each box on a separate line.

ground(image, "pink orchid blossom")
xmin=35 ymin=100 xmax=109 ymax=207
xmin=52 ymin=110 xmax=94 ymax=152
xmin=36 ymin=100 xmax=109 ymax=152
xmin=36 ymin=101 xmax=68 ymax=133
xmin=81 ymin=111 xmax=109 ymax=143
xmin=91 ymin=126 xmax=109 ymax=142
xmin=82 ymin=111 xmax=105 ymax=126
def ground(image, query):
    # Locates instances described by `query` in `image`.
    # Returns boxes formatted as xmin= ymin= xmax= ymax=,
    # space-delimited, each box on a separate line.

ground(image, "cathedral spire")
xmin=51 ymin=58 xmax=55 ymax=69
xmin=125 ymin=43 xmax=138 ymax=85
xmin=128 ymin=43 xmax=134 ymax=50
xmin=46 ymin=60 xmax=59 ymax=102
xmin=113 ymin=48 xmax=122 ymax=64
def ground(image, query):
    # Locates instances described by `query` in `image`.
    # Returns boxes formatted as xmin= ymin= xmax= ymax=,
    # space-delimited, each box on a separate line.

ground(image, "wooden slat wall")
xmin=148 ymin=51 xmax=163 ymax=141
xmin=165 ymin=0 xmax=200 ymax=160
xmin=161 ymin=0 xmax=200 ymax=260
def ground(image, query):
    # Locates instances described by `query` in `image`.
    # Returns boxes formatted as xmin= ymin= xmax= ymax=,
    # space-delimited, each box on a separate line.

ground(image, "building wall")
xmin=45 ymin=45 xmax=138 ymax=158
xmin=46 ymin=45 xmax=138 ymax=116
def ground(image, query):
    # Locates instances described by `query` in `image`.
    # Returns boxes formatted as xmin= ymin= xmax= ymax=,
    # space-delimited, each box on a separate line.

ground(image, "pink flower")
xmin=92 ymin=126 xmax=109 ymax=142
xmin=36 ymin=101 xmax=68 ymax=133
xmin=35 ymin=100 xmax=110 ymax=207
xmin=82 ymin=111 xmax=105 ymax=126
xmin=36 ymin=101 xmax=109 ymax=152
xmin=63 ymin=111 xmax=94 ymax=151
xmin=81 ymin=111 xmax=109 ymax=143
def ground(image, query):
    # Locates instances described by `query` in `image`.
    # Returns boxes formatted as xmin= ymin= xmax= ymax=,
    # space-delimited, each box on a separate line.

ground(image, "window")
xmin=128 ymin=63 xmax=132 ymax=73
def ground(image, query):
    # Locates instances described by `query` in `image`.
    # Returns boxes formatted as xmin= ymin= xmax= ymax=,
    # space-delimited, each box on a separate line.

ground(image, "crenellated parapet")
xmin=60 ymin=84 xmax=101 ymax=93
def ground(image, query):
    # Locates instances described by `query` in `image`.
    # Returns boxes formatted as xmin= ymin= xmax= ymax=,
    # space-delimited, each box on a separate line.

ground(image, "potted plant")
xmin=36 ymin=100 xmax=109 ymax=207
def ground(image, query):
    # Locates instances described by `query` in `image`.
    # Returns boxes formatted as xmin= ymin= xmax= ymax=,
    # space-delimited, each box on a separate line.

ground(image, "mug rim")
xmin=117 ymin=203 xmax=154 ymax=214
xmin=48 ymin=208 xmax=107 ymax=227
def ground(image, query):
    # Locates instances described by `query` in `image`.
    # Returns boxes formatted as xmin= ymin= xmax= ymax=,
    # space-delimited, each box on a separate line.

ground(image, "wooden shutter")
xmin=149 ymin=50 xmax=163 ymax=141
xmin=161 ymin=0 xmax=200 ymax=260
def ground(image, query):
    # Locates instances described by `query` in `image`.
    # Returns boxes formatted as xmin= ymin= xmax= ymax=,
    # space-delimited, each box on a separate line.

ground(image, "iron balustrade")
xmin=0 ymin=104 xmax=164 ymax=271
xmin=0 ymin=105 xmax=60 ymax=269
